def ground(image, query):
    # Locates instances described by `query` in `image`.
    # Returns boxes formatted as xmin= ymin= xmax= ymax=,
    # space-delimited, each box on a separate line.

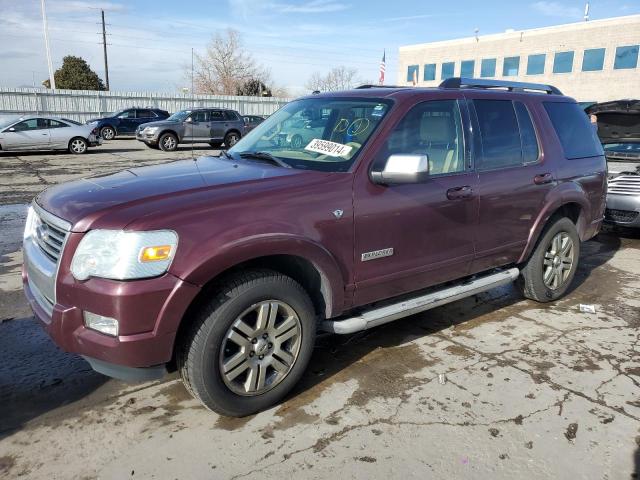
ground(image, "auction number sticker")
xmin=304 ymin=139 xmax=353 ymax=157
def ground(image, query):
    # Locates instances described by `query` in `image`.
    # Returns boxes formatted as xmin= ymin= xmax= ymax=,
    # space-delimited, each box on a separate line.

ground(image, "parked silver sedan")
xmin=0 ymin=116 xmax=102 ymax=154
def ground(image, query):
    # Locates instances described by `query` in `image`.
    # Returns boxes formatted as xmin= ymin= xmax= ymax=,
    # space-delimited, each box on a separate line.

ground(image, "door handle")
xmin=534 ymin=172 xmax=554 ymax=185
xmin=446 ymin=185 xmax=473 ymax=200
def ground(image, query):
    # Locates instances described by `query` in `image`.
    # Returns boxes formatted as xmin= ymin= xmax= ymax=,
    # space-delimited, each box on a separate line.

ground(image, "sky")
xmin=0 ymin=0 xmax=637 ymax=96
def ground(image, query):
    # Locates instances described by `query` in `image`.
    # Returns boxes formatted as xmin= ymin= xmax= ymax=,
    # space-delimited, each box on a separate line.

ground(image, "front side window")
xmin=473 ymin=100 xmax=522 ymax=170
xmin=527 ymin=54 xmax=546 ymax=75
xmin=229 ymin=98 xmax=391 ymax=172
xmin=460 ymin=60 xmax=475 ymax=77
xmin=13 ymin=119 xmax=42 ymax=131
xmin=375 ymin=100 xmax=465 ymax=176
xmin=423 ymin=63 xmax=436 ymax=81
xmin=553 ymin=51 xmax=574 ymax=74
xmin=503 ymin=57 xmax=520 ymax=76
xmin=614 ymin=45 xmax=639 ymax=70
xmin=407 ymin=65 xmax=419 ymax=82
xmin=481 ymin=58 xmax=496 ymax=78
xmin=441 ymin=62 xmax=455 ymax=80
xmin=544 ymin=102 xmax=603 ymax=159
xmin=582 ymin=48 xmax=606 ymax=71
xmin=189 ymin=111 xmax=209 ymax=122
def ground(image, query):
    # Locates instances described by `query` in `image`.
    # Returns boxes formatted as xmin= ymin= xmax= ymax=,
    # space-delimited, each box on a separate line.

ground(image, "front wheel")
xmin=68 ymin=137 xmax=88 ymax=154
xmin=159 ymin=132 xmax=178 ymax=152
xmin=100 ymin=126 xmax=116 ymax=140
xmin=518 ymin=217 xmax=580 ymax=302
xmin=179 ymin=270 xmax=316 ymax=417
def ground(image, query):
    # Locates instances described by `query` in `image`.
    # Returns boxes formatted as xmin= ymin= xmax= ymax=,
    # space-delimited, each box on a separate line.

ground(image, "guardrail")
xmin=0 ymin=87 xmax=292 ymax=122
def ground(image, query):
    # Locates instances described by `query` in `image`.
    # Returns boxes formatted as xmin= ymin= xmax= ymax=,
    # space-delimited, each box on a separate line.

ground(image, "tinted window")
xmin=582 ymin=48 xmax=605 ymax=71
xmin=553 ymin=51 xmax=574 ymax=73
xmin=61 ymin=118 xmax=82 ymax=125
xmin=117 ymin=110 xmax=135 ymax=119
xmin=224 ymin=111 xmax=240 ymax=121
xmin=137 ymin=109 xmax=155 ymax=118
xmin=13 ymin=119 xmax=45 ymax=131
xmin=441 ymin=62 xmax=455 ymax=80
xmin=527 ymin=54 xmax=546 ymax=75
xmin=379 ymin=100 xmax=465 ymax=175
xmin=210 ymin=111 xmax=225 ymax=120
xmin=190 ymin=111 xmax=209 ymax=122
xmin=460 ymin=60 xmax=475 ymax=77
xmin=407 ymin=65 xmax=419 ymax=82
xmin=514 ymin=102 xmax=539 ymax=163
xmin=423 ymin=63 xmax=436 ymax=81
xmin=544 ymin=102 xmax=603 ymax=159
xmin=614 ymin=45 xmax=639 ymax=70
xmin=481 ymin=58 xmax=496 ymax=78
xmin=48 ymin=119 xmax=68 ymax=128
xmin=473 ymin=100 xmax=521 ymax=170
xmin=503 ymin=57 xmax=520 ymax=76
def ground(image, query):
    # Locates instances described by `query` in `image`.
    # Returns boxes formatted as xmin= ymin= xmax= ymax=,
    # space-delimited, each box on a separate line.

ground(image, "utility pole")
xmin=40 ymin=0 xmax=55 ymax=89
xmin=101 ymin=9 xmax=110 ymax=90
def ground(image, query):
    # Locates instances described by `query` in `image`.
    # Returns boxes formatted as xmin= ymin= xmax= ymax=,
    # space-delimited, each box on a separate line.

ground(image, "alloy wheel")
xmin=543 ymin=232 xmax=574 ymax=290
xmin=219 ymin=300 xmax=302 ymax=396
xmin=70 ymin=139 xmax=87 ymax=153
xmin=163 ymin=136 xmax=177 ymax=150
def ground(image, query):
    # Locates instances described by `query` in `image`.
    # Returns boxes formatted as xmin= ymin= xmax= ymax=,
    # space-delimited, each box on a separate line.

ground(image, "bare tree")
xmin=305 ymin=66 xmax=360 ymax=92
xmin=191 ymin=29 xmax=268 ymax=95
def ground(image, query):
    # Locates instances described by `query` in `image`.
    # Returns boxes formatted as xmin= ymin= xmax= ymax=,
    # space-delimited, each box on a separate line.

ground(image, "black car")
xmin=242 ymin=115 xmax=266 ymax=133
xmin=87 ymin=108 xmax=170 ymax=140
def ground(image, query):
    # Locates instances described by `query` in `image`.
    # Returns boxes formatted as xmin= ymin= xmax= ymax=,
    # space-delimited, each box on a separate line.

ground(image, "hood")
xmin=586 ymin=99 xmax=640 ymax=144
xmin=36 ymin=156 xmax=312 ymax=231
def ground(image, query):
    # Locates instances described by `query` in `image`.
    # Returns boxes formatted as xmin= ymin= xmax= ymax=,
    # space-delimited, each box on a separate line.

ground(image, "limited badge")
xmin=361 ymin=248 xmax=394 ymax=262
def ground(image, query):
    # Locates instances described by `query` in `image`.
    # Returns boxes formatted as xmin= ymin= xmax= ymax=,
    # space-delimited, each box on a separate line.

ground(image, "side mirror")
xmin=7 ymin=127 xmax=16 ymax=132
xmin=371 ymin=154 xmax=430 ymax=185
xmin=185 ymin=117 xmax=193 ymax=123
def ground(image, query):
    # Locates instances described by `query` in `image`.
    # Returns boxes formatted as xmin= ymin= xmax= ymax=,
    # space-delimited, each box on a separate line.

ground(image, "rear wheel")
xmin=179 ymin=270 xmax=316 ymax=417
xmin=68 ymin=137 xmax=88 ymax=154
xmin=159 ymin=132 xmax=178 ymax=152
xmin=100 ymin=126 xmax=116 ymax=140
xmin=518 ymin=217 xmax=580 ymax=302
xmin=224 ymin=131 xmax=240 ymax=148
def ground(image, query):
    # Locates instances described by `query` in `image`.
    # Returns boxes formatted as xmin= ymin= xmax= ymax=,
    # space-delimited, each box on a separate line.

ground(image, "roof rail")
xmin=355 ymin=84 xmax=409 ymax=89
xmin=439 ymin=77 xmax=562 ymax=95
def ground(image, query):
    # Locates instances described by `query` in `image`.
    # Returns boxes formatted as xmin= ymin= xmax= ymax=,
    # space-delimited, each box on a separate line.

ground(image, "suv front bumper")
xmin=605 ymin=193 xmax=640 ymax=228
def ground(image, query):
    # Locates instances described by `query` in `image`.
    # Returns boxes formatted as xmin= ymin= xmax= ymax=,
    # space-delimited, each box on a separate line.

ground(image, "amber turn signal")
xmin=140 ymin=245 xmax=172 ymax=262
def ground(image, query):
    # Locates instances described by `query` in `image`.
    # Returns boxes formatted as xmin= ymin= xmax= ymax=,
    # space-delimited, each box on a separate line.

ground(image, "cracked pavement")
xmin=1 ymin=141 xmax=639 ymax=479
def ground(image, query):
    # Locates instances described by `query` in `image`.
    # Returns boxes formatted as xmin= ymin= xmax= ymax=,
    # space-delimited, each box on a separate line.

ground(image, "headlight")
xmin=144 ymin=126 xmax=159 ymax=134
xmin=71 ymin=229 xmax=178 ymax=281
xmin=23 ymin=206 xmax=36 ymax=239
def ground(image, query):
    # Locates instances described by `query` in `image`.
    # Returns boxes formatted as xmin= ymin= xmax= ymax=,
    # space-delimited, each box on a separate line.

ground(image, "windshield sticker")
xmin=305 ymin=139 xmax=353 ymax=157
xmin=372 ymin=104 xmax=387 ymax=117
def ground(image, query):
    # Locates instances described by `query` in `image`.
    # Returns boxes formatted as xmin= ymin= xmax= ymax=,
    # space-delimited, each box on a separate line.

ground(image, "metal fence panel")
xmin=0 ymin=88 xmax=292 ymax=122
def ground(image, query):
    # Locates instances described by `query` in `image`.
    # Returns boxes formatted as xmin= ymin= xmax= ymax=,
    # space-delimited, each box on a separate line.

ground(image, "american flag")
xmin=379 ymin=50 xmax=386 ymax=85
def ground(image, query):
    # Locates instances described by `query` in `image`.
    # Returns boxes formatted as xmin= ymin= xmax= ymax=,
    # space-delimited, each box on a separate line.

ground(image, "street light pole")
xmin=101 ymin=9 xmax=110 ymax=90
xmin=40 ymin=0 xmax=56 ymax=89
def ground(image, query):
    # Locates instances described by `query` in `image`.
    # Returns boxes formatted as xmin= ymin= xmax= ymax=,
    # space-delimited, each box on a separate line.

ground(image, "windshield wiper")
xmin=238 ymin=151 xmax=291 ymax=168
xmin=219 ymin=150 xmax=234 ymax=160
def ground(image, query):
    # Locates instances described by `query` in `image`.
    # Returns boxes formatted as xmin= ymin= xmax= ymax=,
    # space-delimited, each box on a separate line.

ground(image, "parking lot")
xmin=1 ymin=139 xmax=639 ymax=479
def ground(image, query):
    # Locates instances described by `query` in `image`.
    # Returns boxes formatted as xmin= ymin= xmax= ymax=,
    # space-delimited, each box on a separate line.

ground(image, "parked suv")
xmin=586 ymin=100 xmax=640 ymax=228
xmin=87 ymin=108 xmax=170 ymax=140
xmin=136 ymin=108 xmax=244 ymax=151
xmin=23 ymin=78 xmax=606 ymax=417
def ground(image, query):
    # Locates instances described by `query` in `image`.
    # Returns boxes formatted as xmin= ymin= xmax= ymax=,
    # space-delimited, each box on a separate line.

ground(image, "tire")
xmin=178 ymin=269 xmax=316 ymax=417
xmin=68 ymin=137 xmax=88 ymax=154
xmin=224 ymin=131 xmax=240 ymax=148
xmin=290 ymin=134 xmax=303 ymax=149
xmin=159 ymin=132 xmax=178 ymax=152
xmin=518 ymin=217 xmax=580 ymax=302
xmin=100 ymin=126 xmax=116 ymax=140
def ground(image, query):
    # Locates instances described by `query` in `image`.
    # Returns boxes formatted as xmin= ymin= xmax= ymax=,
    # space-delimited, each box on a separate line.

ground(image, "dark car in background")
xmin=586 ymin=100 xmax=640 ymax=228
xmin=87 ymin=107 xmax=170 ymax=140
xmin=135 ymin=107 xmax=244 ymax=151
xmin=243 ymin=115 xmax=265 ymax=133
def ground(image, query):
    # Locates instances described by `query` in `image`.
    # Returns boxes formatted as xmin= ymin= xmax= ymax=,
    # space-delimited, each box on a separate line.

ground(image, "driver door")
xmin=1 ymin=118 xmax=49 ymax=150
xmin=184 ymin=111 xmax=210 ymax=141
xmin=352 ymin=96 xmax=479 ymax=306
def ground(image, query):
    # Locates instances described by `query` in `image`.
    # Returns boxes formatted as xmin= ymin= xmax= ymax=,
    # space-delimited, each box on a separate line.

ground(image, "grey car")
xmin=587 ymin=100 xmax=640 ymax=228
xmin=0 ymin=116 xmax=102 ymax=154
xmin=136 ymin=108 xmax=245 ymax=151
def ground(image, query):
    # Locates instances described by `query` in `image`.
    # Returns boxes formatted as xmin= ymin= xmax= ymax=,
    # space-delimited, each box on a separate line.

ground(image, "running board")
xmin=321 ymin=268 xmax=520 ymax=334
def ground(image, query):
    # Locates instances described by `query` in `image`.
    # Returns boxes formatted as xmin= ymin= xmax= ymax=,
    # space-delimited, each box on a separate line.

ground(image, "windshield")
xmin=167 ymin=110 xmax=192 ymax=122
xmin=228 ymin=98 xmax=391 ymax=172
xmin=0 ymin=117 xmax=19 ymax=130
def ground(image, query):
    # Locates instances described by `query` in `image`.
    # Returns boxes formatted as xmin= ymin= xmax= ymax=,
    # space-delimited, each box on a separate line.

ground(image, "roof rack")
xmin=439 ymin=77 xmax=562 ymax=95
xmin=355 ymin=84 xmax=409 ymax=89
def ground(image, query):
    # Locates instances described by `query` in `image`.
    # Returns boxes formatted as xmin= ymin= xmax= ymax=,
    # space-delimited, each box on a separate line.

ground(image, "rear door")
xmin=210 ymin=110 xmax=227 ymax=140
xmin=136 ymin=109 xmax=158 ymax=129
xmin=465 ymin=94 xmax=555 ymax=273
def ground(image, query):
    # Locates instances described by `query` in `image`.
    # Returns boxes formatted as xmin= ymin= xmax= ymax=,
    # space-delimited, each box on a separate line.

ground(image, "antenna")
xmin=584 ymin=2 xmax=590 ymax=21
xmin=474 ymin=28 xmax=479 ymax=42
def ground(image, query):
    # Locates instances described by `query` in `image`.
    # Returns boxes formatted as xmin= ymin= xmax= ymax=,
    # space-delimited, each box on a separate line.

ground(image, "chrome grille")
xmin=33 ymin=211 xmax=69 ymax=263
xmin=608 ymin=175 xmax=640 ymax=196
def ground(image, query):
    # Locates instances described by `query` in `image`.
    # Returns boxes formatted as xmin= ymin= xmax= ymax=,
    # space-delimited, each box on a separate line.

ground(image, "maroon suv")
xmin=23 ymin=78 xmax=606 ymax=416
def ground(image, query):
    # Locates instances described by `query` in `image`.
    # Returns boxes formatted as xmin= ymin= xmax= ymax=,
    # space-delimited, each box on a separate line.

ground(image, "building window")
xmin=423 ymin=63 xmax=436 ymax=81
xmin=441 ymin=62 xmax=455 ymax=80
xmin=614 ymin=45 xmax=639 ymax=70
xmin=553 ymin=51 xmax=574 ymax=73
xmin=502 ymin=56 xmax=520 ymax=76
xmin=461 ymin=60 xmax=475 ymax=78
xmin=407 ymin=65 xmax=419 ymax=83
xmin=526 ymin=54 xmax=545 ymax=75
xmin=582 ymin=48 xmax=606 ymax=71
xmin=481 ymin=58 xmax=496 ymax=78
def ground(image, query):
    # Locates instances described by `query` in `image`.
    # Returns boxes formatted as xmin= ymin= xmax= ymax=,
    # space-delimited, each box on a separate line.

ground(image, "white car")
xmin=0 ymin=116 xmax=102 ymax=154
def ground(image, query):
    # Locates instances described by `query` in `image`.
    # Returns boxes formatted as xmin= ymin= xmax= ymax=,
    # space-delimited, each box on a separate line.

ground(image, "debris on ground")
xmin=579 ymin=304 xmax=596 ymax=314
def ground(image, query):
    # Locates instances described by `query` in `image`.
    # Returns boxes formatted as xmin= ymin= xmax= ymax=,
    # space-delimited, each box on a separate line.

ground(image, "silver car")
xmin=0 ymin=116 xmax=102 ymax=154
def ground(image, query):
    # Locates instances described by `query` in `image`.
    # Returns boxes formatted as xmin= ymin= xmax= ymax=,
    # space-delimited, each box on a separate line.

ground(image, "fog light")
xmin=84 ymin=311 xmax=119 ymax=337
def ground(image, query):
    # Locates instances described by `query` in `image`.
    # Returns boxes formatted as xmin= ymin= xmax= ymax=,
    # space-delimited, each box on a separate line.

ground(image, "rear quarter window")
xmin=543 ymin=102 xmax=603 ymax=159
